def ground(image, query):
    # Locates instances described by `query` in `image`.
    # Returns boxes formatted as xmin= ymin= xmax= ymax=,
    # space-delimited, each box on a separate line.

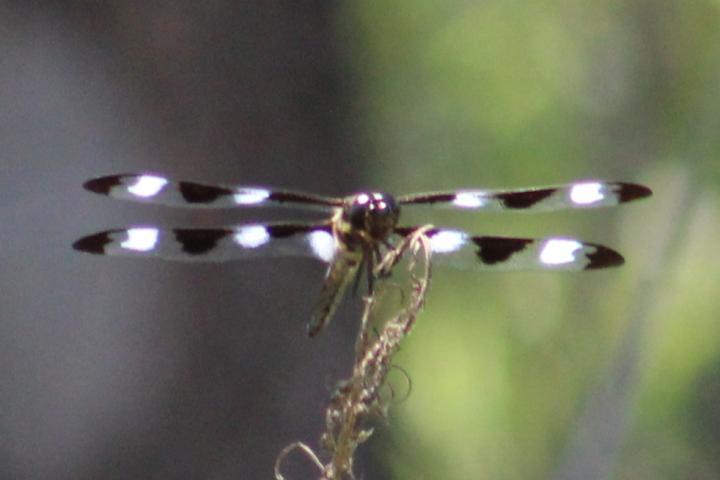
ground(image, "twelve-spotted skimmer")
xmin=73 ymin=174 xmax=651 ymax=336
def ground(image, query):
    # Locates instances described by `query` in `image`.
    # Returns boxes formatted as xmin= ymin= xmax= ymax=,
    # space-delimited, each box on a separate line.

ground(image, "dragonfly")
xmin=73 ymin=174 xmax=652 ymax=336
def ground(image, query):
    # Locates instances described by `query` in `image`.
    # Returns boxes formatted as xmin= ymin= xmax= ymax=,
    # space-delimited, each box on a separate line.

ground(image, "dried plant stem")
xmin=274 ymin=442 xmax=325 ymax=479
xmin=275 ymin=226 xmax=433 ymax=480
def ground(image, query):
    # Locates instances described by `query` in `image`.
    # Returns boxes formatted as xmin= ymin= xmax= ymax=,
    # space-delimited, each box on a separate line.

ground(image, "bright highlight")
xmin=570 ymin=182 xmax=605 ymax=205
xmin=233 ymin=188 xmax=270 ymax=205
xmin=121 ymin=228 xmax=159 ymax=252
xmin=234 ymin=225 xmax=270 ymax=248
xmin=539 ymin=239 xmax=583 ymax=265
xmin=127 ymin=175 xmax=168 ymax=198
xmin=429 ymin=230 xmax=467 ymax=253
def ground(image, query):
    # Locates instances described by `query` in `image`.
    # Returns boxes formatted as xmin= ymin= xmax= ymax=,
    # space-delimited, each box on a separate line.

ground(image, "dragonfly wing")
xmin=395 ymin=228 xmax=624 ymax=271
xmin=73 ymin=223 xmax=337 ymax=263
xmin=397 ymin=182 xmax=651 ymax=212
xmin=308 ymin=250 xmax=362 ymax=337
xmin=83 ymin=173 xmax=342 ymax=209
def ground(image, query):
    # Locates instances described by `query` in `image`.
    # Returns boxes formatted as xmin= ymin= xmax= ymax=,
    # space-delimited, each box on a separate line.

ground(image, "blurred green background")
xmin=2 ymin=2 xmax=718 ymax=479
xmin=337 ymin=2 xmax=720 ymax=479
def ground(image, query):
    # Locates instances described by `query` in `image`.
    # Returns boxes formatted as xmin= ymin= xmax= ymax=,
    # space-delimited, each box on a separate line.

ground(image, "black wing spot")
xmin=83 ymin=176 xmax=123 ymax=195
xmin=399 ymin=193 xmax=456 ymax=205
xmin=496 ymin=188 xmax=555 ymax=209
xmin=617 ymin=183 xmax=653 ymax=203
xmin=473 ymin=237 xmax=532 ymax=265
xmin=585 ymin=245 xmax=624 ymax=269
xmin=265 ymin=224 xmax=329 ymax=238
xmin=73 ymin=231 xmax=115 ymax=255
xmin=178 ymin=182 xmax=233 ymax=204
xmin=175 ymin=229 xmax=231 ymax=255
xmin=268 ymin=191 xmax=341 ymax=206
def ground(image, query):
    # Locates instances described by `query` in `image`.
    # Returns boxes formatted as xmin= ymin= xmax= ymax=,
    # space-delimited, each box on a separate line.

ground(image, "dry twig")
xmin=275 ymin=226 xmax=433 ymax=480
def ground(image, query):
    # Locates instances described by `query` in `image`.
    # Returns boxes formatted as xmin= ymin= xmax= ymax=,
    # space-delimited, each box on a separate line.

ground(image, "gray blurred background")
xmin=1 ymin=2 xmax=719 ymax=479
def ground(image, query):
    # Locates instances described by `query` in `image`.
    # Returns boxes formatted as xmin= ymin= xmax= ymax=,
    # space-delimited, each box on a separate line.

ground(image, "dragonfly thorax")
xmin=342 ymin=192 xmax=400 ymax=242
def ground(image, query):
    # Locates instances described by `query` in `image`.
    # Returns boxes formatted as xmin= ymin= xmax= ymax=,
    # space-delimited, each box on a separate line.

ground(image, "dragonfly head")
xmin=344 ymin=192 xmax=400 ymax=241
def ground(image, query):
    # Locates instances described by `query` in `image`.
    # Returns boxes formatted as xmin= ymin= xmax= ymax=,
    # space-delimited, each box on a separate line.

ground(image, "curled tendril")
xmin=385 ymin=364 xmax=413 ymax=405
xmin=274 ymin=442 xmax=325 ymax=480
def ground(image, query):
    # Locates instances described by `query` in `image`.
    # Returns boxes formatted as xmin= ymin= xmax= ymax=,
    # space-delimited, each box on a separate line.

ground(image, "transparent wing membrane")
xmin=395 ymin=228 xmax=624 ymax=271
xmin=398 ymin=181 xmax=651 ymax=212
xmin=83 ymin=173 xmax=342 ymax=209
xmin=73 ymin=224 xmax=336 ymax=263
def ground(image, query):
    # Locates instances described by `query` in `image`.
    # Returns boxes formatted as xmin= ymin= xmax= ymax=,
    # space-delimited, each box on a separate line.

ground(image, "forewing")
xmin=397 ymin=182 xmax=651 ymax=212
xmin=83 ymin=173 xmax=342 ymax=209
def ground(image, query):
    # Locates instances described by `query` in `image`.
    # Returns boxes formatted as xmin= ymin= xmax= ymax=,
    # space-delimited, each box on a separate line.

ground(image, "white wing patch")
xmin=307 ymin=230 xmax=336 ymax=262
xmin=453 ymin=192 xmax=488 ymax=209
xmin=233 ymin=225 xmax=271 ymax=248
xmin=429 ymin=230 xmax=468 ymax=253
xmin=233 ymin=188 xmax=271 ymax=205
xmin=569 ymin=182 xmax=605 ymax=205
xmin=121 ymin=228 xmax=159 ymax=252
xmin=539 ymin=238 xmax=584 ymax=265
xmin=127 ymin=175 xmax=168 ymax=198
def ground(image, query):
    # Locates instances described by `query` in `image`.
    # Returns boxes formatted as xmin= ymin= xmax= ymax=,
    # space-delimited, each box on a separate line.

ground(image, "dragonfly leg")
xmin=366 ymin=249 xmax=376 ymax=294
xmin=351 ymin=253 xmax=365 ymax=295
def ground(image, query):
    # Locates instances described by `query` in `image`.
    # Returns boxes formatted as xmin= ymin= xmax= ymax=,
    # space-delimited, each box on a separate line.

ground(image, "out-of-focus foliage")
xmin=338 ymin=1 xmax=720 ymax=478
